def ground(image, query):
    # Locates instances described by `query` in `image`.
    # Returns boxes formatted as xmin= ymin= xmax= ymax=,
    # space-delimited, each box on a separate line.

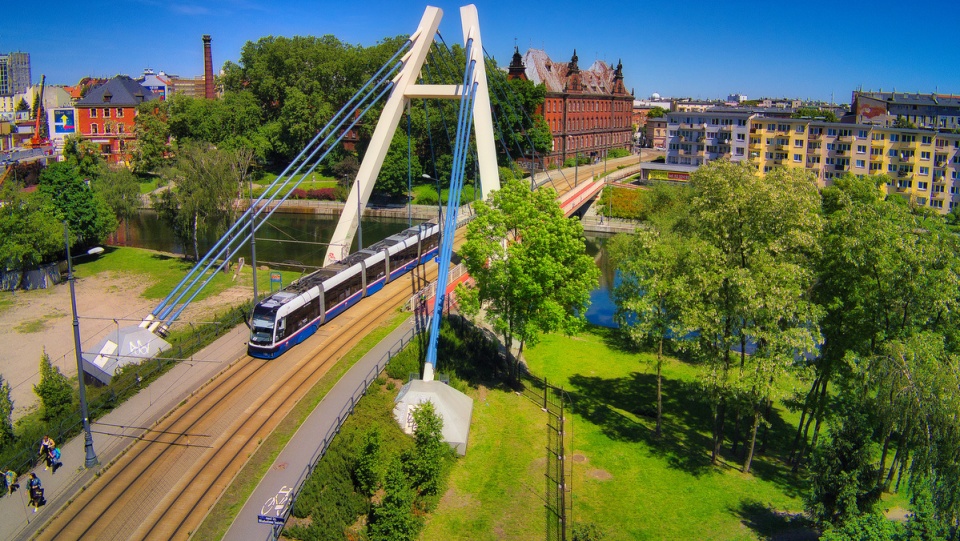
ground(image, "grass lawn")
xmin=252 ymin=171 xmax=338 ymax=199
xmin=426 ymin=325 xmax=812 ymax=541
xmin=75 ymin=246 xmax=249 ymax=302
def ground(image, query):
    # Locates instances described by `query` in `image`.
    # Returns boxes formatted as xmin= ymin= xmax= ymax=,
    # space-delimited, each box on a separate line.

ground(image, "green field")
xmin=424 ymin=326 xmax=813 ymax=540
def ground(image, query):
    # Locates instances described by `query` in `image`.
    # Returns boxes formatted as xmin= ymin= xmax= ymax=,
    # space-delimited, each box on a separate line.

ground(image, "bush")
xmin=403 ymin=401 xmax=451 ymax=497
xmin=0 ymin=376 xmax=13 ymax=450
xmin=607 ymin=148 xmax=630 ymax=159
xmin=34 ymin=353 xmax=74 ymax=422
xmin=386 ymin=347 xmax=421 ymax=381
xmin=368 ymin=456 xmax=420 ymax=541
xmin=354 ymin=427 xmax=385 ymax=496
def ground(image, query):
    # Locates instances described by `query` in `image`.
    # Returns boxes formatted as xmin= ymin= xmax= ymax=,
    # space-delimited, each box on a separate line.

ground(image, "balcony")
xmin=774 ymin=158 xmax=785 ymax=165
xmin=808 ymin=132 xmax=823 ymax=140
xmin=835 ymin=149 xmax=847 ymax=156
xmin=837 ymin=134 xmax=852 ymax=142
xmin=898 ymin=170 xmax=912 ymax=178
xmin=775 ymin=144 xmax=788 ymax=150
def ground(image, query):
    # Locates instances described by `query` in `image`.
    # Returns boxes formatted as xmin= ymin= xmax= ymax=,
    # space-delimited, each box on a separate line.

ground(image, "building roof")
xmin=75 ymin=75 xmax=159 ymax=107
xmin=857 ymin=91 xmax=960 ymax=108
xmin=521 ymin=48 xmax=620 ymax=95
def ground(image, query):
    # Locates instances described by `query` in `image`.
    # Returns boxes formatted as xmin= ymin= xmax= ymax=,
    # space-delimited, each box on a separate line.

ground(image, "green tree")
xmin=368 ymin=456 xmax=420 ymax=541
xmin=354 ymin=427 xmax=385 ymax=496
xmin=819 ymin=513 xmax=901 ymax=541
xmin=37 ymin=162 xmax=116 ymax=250
xmin=154 ymin=143 xmax=252 ymax=260
xmin=403 ymin=400 xmax=450 ymax=497
xmin=0 ymin=375 xmax=14 ymax=450
xmin=671 ymin=162 xmax=822 ymax=468
xmin=0 ymin=184 xmax=63 ymax=271
xmin=133 ymin=100 xmax=170 ymax=173
xmin=34 ymin=352 xmax=73 ymax=422
xmin=15 ymin=97 xmax=29 ymax=112
xmin=792 ymin=107 xmax=839 ymax=122
xmin=647 ymin=106 xmax=667 ymax=119
xmin=92 ymin=167 xmax=141 ymax=227
xmin=893 ymin=116 xmax=917 ymax=129
xmin=62 ymin=135 xmax=105 ymax=180
xmin=458 ymin=179 xmax=600 ymax=382
xmin=806 ymin=402 xmax=882 ymax=528
xmin=377 ymin=132 xmax=423 ymax=196
xmin=611 ymin=228 xmax=684 ymax=438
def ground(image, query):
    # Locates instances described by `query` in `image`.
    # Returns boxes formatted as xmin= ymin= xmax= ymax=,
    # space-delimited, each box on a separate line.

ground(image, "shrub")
xmin=290 ymin=188 xmax=307 ymax=200
xmin=0 ymin=376 xmax=13 ymax=450
xmin=403 ymin=401 xmax=451 ymax=497
xmin=368 ymin=456 xmax=420 ymax=541
xmin=354 ymin=427 xmax=385 ymax=496
xmin=607 ymin=148 xmax=630 ymax=159
xmin=386 ymin=347 xmax=421 ymax=381
xmin=306 ymin=188 xmax=338 ymax=201
xmin=33 ymin=353 xmax=73 ymax=422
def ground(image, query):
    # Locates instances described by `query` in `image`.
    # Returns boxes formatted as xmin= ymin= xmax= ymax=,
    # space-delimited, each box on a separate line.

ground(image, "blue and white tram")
xmin=247 ymin=221 xmax=441 ymax=359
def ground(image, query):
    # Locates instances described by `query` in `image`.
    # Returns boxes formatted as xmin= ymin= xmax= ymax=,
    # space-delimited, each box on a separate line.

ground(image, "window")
xmin=117 ymin=124 xmax=124 ymax=134
xmin=873 ymin=133 xmax=885 ymax=141
xmin=103 ymin=108 xmax=111 ymax=118
xmin=918 ymin=181 xmax=929 ymax=190
xmin=922 ymin=136 xmax=932 ymax=144
xmin=857 ymin=145 xmax=866 ymax=154
xmin=890 ymin=134 xmax=900 ymax=142
xmin=91 ymin=123 xmax=98 ymax=134
xmin=90 ymin=108 xmax=97 ymax=118
xmin=794 ymin=154 xmax=802 ymax=162
xmin=888 ymin=164 xmax=897 ymax=172
xmin=921 ymin=151 xmax=930 ymax=160
xmin=826 ymin=157 xmax=835 ymax=165
xmin=795 ymin=125 xmax=805 ymax=133
xmin=858 ymin=130 xmax=868 ymax=138
xmin=736 ymin=133 xmax=745 ymax=141
xmin=827 ymin=143 xmax=835 ymax=151
xmin=795 ymin=140 xmax=804 ymax=147
xmin=856 ymin=160 xmax=865 ymax=168
xmin=827 ymin=128 xmax=837 ymax=136
xmin=919 ymin=166 xmax=930 ymax=175
xmin=735 ymin=147 xmax=744 ymax=156
xmin=116 ymin=108 xmax=124 ymax=118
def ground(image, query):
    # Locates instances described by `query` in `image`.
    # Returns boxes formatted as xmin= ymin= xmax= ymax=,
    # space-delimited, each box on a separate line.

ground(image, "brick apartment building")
xmin=507 ymin=47 xmax=633 ymax=166
xmin=74 ymin=76 xmax=159 ymax=165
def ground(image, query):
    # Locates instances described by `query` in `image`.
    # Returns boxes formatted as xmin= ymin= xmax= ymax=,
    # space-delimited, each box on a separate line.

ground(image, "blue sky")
xmin=3 ymin=0 xmax=959 ymax=103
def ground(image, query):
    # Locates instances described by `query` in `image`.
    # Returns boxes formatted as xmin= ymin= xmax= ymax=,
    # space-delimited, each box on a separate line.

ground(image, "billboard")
xmin=647 ymin=169 xmax=690 ymax=182
xmin=52 ymin=109 xmax=75 ymax=135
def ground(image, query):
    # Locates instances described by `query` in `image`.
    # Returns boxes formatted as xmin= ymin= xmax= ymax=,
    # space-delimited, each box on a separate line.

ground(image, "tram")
xmin=247 ymin=221 xmax=440 ymax=359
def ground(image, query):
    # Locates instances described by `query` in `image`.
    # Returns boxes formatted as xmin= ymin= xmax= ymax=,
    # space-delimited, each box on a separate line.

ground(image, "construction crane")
xmin=26 ymin=74 xmax=49 ymax=150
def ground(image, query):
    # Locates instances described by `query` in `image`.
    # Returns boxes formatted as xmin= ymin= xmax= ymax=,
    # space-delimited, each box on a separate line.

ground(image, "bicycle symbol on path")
xmin=258 ymin=486 xmax=292 ymax=525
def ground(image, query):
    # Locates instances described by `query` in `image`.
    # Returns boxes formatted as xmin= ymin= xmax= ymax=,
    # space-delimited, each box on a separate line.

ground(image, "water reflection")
xmin=583 ymin=234 xmax=620 ymax=328
xmin=118 ymin=210 xmax=418 ymax=269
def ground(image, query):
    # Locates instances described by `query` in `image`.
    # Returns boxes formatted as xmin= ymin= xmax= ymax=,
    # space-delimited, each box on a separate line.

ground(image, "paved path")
xmin=223 ymin=316 xmax=420 ymax=540
xmin=0 ymin=326 xmax=249 ymax=541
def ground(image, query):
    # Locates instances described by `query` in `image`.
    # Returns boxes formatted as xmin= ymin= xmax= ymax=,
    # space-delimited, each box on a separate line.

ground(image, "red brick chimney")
xmin=203 ymin=34 xmax=214 ymax=99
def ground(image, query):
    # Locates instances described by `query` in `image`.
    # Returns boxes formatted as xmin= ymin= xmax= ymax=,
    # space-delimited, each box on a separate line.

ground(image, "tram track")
xmin=34 ymin=257 xmax=442 ymax=540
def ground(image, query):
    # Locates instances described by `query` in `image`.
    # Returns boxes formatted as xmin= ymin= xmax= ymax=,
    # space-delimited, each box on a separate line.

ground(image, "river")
xmin=118 ymin=210 xmax=621 ymax=328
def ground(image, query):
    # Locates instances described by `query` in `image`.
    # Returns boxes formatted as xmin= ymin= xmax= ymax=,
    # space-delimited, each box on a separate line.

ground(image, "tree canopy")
xmin=458 ymin=178 xmax=599 ymax=381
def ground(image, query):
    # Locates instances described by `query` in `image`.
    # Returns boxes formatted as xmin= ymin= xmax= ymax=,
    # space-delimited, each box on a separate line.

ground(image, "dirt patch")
xmin=0 ymin=270 xmax=252 ymax=421
xmin=884 ymin=506 xmax=910 ymax=522
xmin=571 ymin=453 xmax=588 ymax=463
xmin=438 ymin=486 xmax=479 ymax=511
xmin=587 ymin=468 xmax=613 ymax=480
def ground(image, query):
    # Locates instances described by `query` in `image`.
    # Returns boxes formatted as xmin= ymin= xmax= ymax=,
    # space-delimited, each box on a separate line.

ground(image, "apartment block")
xmin=660 ymin=109 xmax=960 ymax=213
xmin=0 ymin=52 xmax=31 ymax=97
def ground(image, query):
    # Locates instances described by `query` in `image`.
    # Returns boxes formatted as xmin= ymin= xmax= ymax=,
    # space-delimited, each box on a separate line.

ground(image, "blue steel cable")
xmin=156 ymin=73 xmax=399 ymax=323
xmin=149 ymin=42 xmax=410 ymax=320
xmin=160 ymin=80 xmax=397 ymax=327
xmin=425 ymin=39 xmax=477 ymax=369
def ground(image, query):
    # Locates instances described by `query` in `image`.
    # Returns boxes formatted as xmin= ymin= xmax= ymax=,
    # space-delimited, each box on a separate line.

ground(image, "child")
xmin=27 ymin=473 xmax=43 ymax=512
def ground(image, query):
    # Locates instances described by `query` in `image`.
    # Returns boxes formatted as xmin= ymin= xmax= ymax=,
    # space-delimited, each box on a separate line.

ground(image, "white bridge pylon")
xmin=323 ymin=4 xmax=498 ymax=265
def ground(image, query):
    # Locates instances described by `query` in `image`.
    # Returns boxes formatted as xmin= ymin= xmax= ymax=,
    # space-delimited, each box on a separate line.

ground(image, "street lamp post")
xmin=574 ymin=151 xmax=579 ymax=188
xmin=64 ymin=223 xmax=98 ymax=469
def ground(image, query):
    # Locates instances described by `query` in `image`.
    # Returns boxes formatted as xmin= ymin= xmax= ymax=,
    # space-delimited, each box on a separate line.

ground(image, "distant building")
xmin=654 ymin=106 xmax=960 ymax=214
xmin=852 ymin=90 xmax=960 ymax=130
xmin=507 ymin=47 xmax=634 ymax=166
xmin=0 ymin=52 xmax=31 ymax=97
xmin=139 ymin=69 xmax=173 ymax=100
xmin=645 ymin=117 xmax=668 ymax=149
xmin=74 ymin=76 xmax=160 ymax=165
xmin=727 ymin=93 xmax=747 ymax=103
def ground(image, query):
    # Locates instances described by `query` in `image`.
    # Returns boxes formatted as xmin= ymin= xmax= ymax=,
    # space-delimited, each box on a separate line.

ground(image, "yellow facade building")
xmin=663 ymin=110 xmax=960 ymax=213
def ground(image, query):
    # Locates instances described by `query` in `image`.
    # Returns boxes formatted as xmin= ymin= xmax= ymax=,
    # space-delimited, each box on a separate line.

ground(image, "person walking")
xmin=27 ymin=473 xmax=44 ymax=512
xmin=39 ymin=435 xmax=55 ymax=470
xmin=4 ymin=470 xmax=18 ymax=495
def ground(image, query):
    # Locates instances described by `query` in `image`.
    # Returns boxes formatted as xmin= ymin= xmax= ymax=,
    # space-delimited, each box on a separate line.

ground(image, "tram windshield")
xmin=250 ymin=317 xmax=275 ymax=345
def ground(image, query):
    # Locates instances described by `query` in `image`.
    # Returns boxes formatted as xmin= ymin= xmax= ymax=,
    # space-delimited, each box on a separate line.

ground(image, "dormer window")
xmin=102 ymin=90 xmax=112 ymax=103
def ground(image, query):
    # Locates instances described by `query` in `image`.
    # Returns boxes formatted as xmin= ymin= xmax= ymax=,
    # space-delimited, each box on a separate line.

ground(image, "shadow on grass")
xmin=566 ymin=362 xmax=809 ymax=496
xmin=732 ymin=500 xmax=818 ymax=541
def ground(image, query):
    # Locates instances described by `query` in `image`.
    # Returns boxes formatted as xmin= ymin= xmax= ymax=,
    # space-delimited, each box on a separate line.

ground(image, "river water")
xmin=118 ymin=210 xmax=621 ymax=328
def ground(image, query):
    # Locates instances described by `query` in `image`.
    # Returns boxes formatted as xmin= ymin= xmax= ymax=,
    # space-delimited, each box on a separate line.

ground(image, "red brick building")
xmin=75 ymin=76 xmax=159 ymax=165
xmin=508 ymin=47 xmax=633 ymax=166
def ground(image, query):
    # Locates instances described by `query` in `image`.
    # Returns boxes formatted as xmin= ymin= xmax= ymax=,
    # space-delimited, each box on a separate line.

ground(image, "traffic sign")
xmin=258 ymin=515 xmax=286 ymax=525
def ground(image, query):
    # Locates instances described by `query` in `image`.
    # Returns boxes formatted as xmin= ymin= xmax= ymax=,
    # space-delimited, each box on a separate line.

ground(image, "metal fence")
xmin=519 ymin=370 xmax=573 ymax=541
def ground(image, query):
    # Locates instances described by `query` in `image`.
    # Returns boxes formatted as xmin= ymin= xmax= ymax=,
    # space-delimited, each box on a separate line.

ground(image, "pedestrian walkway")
xmin=0 ymin=326 xmax=249 ymax=541
xmin=223 ymin=316 xmax=420 ymax=540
